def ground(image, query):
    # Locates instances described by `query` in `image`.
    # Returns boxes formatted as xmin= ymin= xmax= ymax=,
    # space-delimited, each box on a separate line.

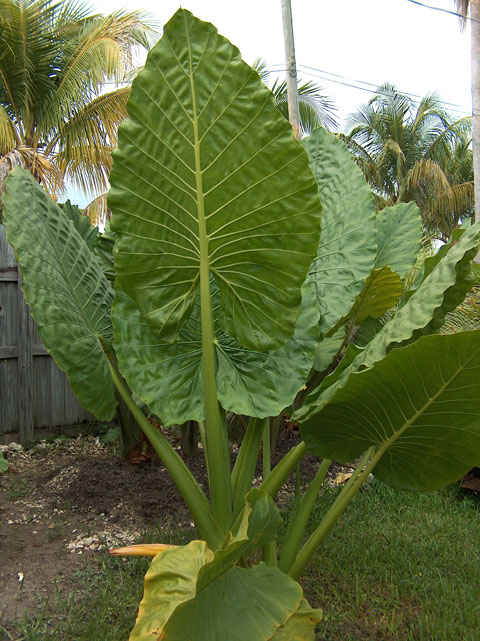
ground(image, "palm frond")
xmin=344 ymin=83 xmax=473 ymax=234
xmin=0 ymin=145 xmax=62 ymax=195
xmin=53 ymin=87 xmax=129 ymax=193
xmin=251 ymin=58 xmax=270 ymax=83
xmin=453 ymin=0 xmax=470 ymax=30
xmin=48 ymin=9 xmax=154 ymax=125
xmin=442 ymin=288 xmax=480 ymax=333
xmin=84 ymin=191 xmax=109 ymax=226
xmin=0 ymin=0 xmax=58 ymax=133
xmin=271 ymin=78 xmax=338 ymax=132
xmin=0 ymin=104 xmax=18 ymax=152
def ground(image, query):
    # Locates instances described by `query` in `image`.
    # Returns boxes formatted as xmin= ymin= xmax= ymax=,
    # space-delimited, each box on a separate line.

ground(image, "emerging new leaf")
xmin=346 ymin=267 xmax=402 ymax=325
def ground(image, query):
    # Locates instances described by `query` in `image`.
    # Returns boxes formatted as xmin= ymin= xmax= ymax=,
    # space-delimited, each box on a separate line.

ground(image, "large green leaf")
xmin=109 ymin=9 xmax=321 ymax=352
xmin=349 ymin=267 xmax=402 ymax=323
xmin=197 ymin=488 xmax=281 ymax=590
xmin=3 ymin=169 xmax=116 ymax=420
xmin=303 ymin=128 xmax=377 ymax=334
xmin=130 ymin=541 xmax=213 ymax=641
xmin=113 ymin=281 xmax=319 ymax=424
xmin=59 ymin=200 xmax=98 ymax=250
xmin=163 ymin=564 xmax=314 ymax=641
xmin=374 ymin=202 xmax=422 ymax=277
xmin=94 ymin=222 xmax=116 ymax=282
xmin=296 ymin=221 xmax=480 ymax=421
xmin=327 ymin=266 xmax=402 ymax=337
xmin=400 ymin=231 xmax=477 ymax=343
xmin=313 ymin=327 xmax=345 ymax=373
xmin=131 ymin=535 xmax=321 ymax=641
xmin=300 ymin=331 xmax=480 ymax=491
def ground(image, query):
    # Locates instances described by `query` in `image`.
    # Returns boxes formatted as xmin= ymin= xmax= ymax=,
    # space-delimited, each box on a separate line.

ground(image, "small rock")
xmin=8 ymin=442 xmax=23 ymax=453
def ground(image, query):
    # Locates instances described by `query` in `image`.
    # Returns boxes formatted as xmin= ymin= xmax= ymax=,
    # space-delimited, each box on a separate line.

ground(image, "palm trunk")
xmin=471 ymin=1 xmax=480 ymax=231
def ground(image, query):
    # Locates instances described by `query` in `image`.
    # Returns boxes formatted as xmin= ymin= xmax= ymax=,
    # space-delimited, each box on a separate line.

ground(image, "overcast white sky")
xmin=95 ymin=0 xmax=472 ymax=119
xmin=74 ymin=0 xmax=472 ymax=205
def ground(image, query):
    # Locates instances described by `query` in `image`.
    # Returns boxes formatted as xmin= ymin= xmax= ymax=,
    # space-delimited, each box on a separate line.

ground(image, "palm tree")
xmin=343 ymin=84 xmax=473 ymax=240
xmin=253 ymin=59 xmax=337 ymax=133
xmin=453 ymin=1 xmax=480 ymax=228
xmin=0 ymin=0 xmax=155 ymax=212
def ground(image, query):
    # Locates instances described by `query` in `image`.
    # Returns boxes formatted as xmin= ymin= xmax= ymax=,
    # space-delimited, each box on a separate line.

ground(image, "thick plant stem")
xmin=230 ymin=440 xmax=308 ymax=537
xmin=269 ymin=413 xmax=284 ymax=452
xmin=190 ymin=59 xmax=232 ymax=534
xmin=261 ymin=441 xmax=307 ymax=498
xmin=108 ymin=362 xmax=223 ymax=550
xmin=289 ymin=447 xmax=379 ymax=580
xmin=278 ymin=458 xmax=331 ymax=573
xmin=231 ymin=417 xmax=265 ymax=518
xmin=263 ymin=419 xmax=271 ymax=479
xmin=262 ymin=419 xmax=277 ymax=566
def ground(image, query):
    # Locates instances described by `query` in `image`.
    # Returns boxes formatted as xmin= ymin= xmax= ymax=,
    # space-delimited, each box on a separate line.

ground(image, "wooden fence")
xmin=0 ymin=224 xmax=93 ymax=445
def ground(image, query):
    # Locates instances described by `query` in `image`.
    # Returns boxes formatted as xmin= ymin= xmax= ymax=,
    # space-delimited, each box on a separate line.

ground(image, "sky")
xmin=73 ymin=0 xmax=473 ymax=206
xmin=96 ymin=0 xmax=472 ymax=121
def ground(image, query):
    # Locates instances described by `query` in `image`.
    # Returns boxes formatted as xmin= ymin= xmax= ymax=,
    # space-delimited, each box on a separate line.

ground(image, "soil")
xmin=0 ymin=429 xmax=333 ymax=636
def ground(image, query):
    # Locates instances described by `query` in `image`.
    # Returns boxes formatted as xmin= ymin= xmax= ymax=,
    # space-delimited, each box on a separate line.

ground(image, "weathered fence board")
xmin=0 ymin=224 xmax=93 ymax=444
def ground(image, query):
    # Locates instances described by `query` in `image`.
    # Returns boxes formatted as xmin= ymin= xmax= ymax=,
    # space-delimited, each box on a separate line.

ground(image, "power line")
xmin=269 ymin=62 xmax=473 ymax=115
xmin=298 ymin=64 xmax=473 ymax=115
xmin=404 ymin=0 xmax=480 ymax=23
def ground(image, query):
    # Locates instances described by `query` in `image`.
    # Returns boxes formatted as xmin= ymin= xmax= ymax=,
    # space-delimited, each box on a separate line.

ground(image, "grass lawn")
xmin=307 ymin=482 xmax=480 ymax=640
xmin=4 ymin=482 xmax=480 ymax=641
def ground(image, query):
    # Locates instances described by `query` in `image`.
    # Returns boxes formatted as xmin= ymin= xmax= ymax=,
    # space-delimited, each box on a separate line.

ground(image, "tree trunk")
xmin=471 ymin=1 xmax=480 ymax=228
xmin=281 ymin=0 xmax=302 ymax=141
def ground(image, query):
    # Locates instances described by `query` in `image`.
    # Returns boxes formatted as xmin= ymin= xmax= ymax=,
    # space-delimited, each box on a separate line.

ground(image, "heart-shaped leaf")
xmin=109 ymin=9 xmax=321 ymax=351
xmin=130 ymin=535 xmax=321 ymax=641
xmin=300 ymin=331 xmax=480 ymax=491
xmin=113 ymin=281 xmax=318 ymax=424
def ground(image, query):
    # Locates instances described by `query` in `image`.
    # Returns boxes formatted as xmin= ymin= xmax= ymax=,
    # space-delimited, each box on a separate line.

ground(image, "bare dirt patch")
xmin=0 ymin=430 xmax=326 ymax=636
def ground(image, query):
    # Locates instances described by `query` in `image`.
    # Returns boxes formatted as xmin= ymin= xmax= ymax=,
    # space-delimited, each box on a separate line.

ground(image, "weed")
xmin=7 ymin=476 xmax=31 ymax=502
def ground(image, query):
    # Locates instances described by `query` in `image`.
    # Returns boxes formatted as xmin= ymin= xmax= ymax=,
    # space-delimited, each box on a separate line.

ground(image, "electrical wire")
xmin=404 ymin=0 xmax=480 ymax=23
xmin=269 ymin=63 xmax=473 ymax=116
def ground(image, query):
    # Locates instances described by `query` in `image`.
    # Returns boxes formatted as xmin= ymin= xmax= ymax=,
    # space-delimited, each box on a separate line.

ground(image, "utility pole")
xmin=470 ymin=1 xmax=480 ymax=228
xmin=281 ymin=0 xmax=302 ymax=141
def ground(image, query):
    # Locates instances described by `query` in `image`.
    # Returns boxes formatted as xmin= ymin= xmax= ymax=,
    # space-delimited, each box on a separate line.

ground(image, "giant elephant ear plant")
xmin=3 ymin=9 xmax=480 ymax=640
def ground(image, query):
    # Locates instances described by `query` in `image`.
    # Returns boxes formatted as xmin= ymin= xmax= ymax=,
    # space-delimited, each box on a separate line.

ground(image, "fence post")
xmin=17 ymin=273 xmax=34 ymax=445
